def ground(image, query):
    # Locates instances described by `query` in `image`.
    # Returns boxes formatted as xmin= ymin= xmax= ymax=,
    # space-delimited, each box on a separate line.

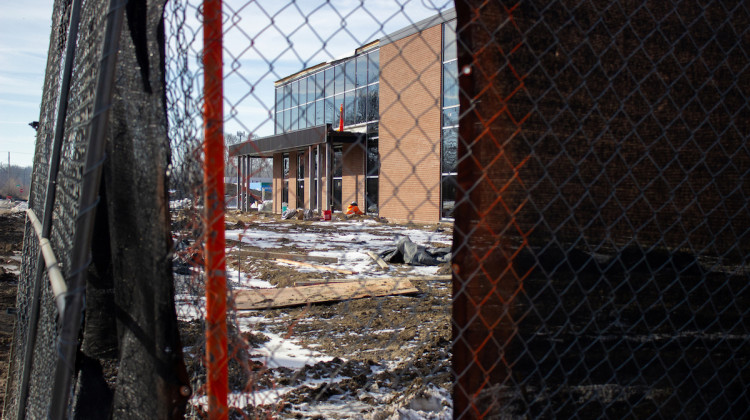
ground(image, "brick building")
xmin=230 ymin=9 xmax=457 ymax=223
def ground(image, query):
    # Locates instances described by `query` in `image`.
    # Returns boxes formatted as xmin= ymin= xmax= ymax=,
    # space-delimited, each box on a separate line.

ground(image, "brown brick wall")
xmin=379 ymin=24 xmax=443 ymax=223
xmin=457 ymin=1 xmax=750 ymax=256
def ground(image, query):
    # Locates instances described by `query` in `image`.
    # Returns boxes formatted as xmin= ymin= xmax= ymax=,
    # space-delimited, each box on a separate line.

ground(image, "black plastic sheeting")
xmin=379 ymin=236 xmax=451 ymax=266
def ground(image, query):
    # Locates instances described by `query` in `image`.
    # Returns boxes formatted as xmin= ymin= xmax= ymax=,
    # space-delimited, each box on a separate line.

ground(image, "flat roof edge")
xmin=380 ymin=8 xmax=456 ymax=46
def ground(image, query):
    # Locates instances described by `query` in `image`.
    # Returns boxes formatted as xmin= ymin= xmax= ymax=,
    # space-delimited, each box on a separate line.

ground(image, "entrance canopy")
xmin=229 ymin=124 xmax=364 ymax=157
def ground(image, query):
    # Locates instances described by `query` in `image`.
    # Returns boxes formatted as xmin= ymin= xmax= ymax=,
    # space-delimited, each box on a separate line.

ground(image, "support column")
xmin=316 ymin=144 xmax=322 ymax=213
xmin=308 ymin=146 xmax=314 ymax=210
xmin=243 ymin=156 xmax=248 ymax=212
xmin=244 ymin=157 xmax=250 ymax=211
xmin=239 ymin=156 xmax=244 ymax=212
xmin=243 ymin=156 xmax=247 ymax=211
xmin=324 ymin=142 xmax=331 ymax=211
xmin=237 ymin=155 xmax=242 ymax=212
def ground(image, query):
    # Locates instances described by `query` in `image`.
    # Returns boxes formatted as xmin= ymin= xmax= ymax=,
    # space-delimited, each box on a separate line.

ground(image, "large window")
xmin=441 ymin=20 xmax=458 ymax=219
xmin=274 ymin=49 xmax=379 ymax=133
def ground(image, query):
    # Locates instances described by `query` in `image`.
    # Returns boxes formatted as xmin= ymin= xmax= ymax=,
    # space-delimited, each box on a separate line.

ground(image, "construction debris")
xmin=366 ymin=251 xmax=389 ymax=270
xmin=379 ymin=236 xmax=451 ymax=266
xmin=275 ymin=258 xmax=355 ymax=275
xmin=294 ymin=275 xmax=450 ymax=286
xmin=232 ymin=249 xmax=337 ymax=264
xmin=234 ymin=278 xmax=419 ymax=310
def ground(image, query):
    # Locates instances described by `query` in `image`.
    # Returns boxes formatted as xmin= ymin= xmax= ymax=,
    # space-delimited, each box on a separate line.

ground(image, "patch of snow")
xmin=236 ymin=315 xmax=269 ymax=327
xmin=291 ymin=398 xmax=375 ymax=419
xmin=408 ymin=265 xmax=441 ymax=276
xmin=175 ymin=296 xmax=204 ymax=321
xmin=191 ymin=388 xmax=292 ymax=410
xmin=227 ymin=268 xmax=274 ymax=289
xmin=249 ymin=331 xmax=335 ymax=369
xmin=12 ymin=201 xmax=28 ymax=212
xmin=370 ymin=385 xmax=453 ymax=420
xmin=0 ymin=265 xmax=20 ymax=275
xmin=169 ymin=198 xmax=192 ymax=210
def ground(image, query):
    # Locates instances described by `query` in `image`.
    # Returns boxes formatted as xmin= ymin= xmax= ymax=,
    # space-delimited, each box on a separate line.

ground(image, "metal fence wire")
xmin=7 ymin=0 xmax=112 ymax=417
xmin=4 ymin=0 xmax=750 ymax=418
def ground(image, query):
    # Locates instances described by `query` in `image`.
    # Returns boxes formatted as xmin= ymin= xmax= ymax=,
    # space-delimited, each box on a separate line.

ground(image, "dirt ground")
xmin=176 ymin=211 xmax=455 ymax=418
xmin=0 ymin=206 xmax=453 ymax=418
xmin=0 ymin=210 xmax=25 ymax=413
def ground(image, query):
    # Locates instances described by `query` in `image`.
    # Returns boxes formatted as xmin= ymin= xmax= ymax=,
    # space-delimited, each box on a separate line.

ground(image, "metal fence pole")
xmin=203 ymin=0 xmax=228 ymax=417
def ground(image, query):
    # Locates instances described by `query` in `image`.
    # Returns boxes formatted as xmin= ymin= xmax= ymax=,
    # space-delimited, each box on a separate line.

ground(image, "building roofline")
xmin=274 ymin=39 xmax=381 ymax=86
xmin=275 ymin=62 xmax=330 ymax=86
xmin=379 ymin=7 xmax=455 ymax=46
xmin=273 ymin=8 xmax=454 ymax=86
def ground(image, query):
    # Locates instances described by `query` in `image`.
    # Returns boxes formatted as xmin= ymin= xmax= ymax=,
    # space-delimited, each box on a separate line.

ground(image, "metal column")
xmin=324 ymin=142 xmax=331 ymax=211
xmin=246 ymin=156 xmax=250 ymax=211
xmin=236 ymin=155 xmax=242 ymax=211
xmin=316 ymin=144 xmax=322 ymax=213
xmin=308 ymin=146 xmax=314 ymax=210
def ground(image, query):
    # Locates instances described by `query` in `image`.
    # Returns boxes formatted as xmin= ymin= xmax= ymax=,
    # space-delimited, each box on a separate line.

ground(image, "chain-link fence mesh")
xmin=5 ymin=0 xmax=749 ymax=418
xmin=4 ymin=0 xmax=69 ymax=413
xmin=164 ymin=1 xmax=457 ymax=417
xmin=7 ymin=0 xmax=110 ymax=417
xmin=452 ymin=1 xmax=749 ymax=417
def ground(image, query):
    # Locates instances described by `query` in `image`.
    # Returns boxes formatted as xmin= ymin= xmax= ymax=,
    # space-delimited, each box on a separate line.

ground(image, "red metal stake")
xmin=203 ymin=0 xmax=228 ymax=418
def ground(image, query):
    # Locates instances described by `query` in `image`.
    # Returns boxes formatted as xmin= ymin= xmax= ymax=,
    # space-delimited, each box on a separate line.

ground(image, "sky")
xmin=0 ymin=0 xmax=52 ymax=168
xmin=0 ymin=0 xmax=453 ymax=168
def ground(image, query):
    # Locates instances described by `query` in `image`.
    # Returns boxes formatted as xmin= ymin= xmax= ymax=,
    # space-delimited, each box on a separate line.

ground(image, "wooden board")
xmin=228 ymin=248 xmax=338 ymax=264
xmin=234 ymin=278 xmax=419 ymax=310
xmin=294 ymin=275 xmax=451 ymax=286
xmin=274 ymin=258 xmax=355 ymax=274
xmin=366 ymin=251 xmax=389 ymax=270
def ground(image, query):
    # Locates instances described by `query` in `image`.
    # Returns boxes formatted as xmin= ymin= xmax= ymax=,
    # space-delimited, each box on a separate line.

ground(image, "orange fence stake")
xmin=203 ymin=0 xmax=228 ymax=418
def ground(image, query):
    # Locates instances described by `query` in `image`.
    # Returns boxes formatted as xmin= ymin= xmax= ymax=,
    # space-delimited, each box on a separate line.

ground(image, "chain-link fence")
xmin=5 ymin=0 xmax=750 ymax=418
xmin=452 ymin=1 xmax=749 ymax=417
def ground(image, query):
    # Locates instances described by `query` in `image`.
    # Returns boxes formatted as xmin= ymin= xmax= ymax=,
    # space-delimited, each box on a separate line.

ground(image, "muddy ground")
xmin=0 ymin=210 xmax=25 ymax=413
xmin=3 ymin=203 xmax=747 ymax=418
xmin=0 ymin=206 xmax=453 ymax=418
xmin=176 ymin=211 xmax=455 ymax=418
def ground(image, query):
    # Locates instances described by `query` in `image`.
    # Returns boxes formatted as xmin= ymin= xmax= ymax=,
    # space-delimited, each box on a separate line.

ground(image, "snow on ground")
xmin=178 ymin=215 xmax=453 ymax=418
xmin=250 ymin=330 xmax=336 ymax=369
xmin=0 ymin=198 xmax=28 ymax=214
xmin=226 ymin=219 xmax=451 ymax=254
xmin=225 ymin=218 xmax=451 ymax=280
xmin=1 ymin=253 xmax=21 ymax=276
xmin=228 ymin=267 xmax=274 ymax=289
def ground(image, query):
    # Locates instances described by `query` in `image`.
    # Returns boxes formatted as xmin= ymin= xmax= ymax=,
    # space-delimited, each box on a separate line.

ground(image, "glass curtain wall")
xmin=441 ymin=20 xmax=458 ymax=219
xmin=275 ymin=49 xmax=379 ymax=133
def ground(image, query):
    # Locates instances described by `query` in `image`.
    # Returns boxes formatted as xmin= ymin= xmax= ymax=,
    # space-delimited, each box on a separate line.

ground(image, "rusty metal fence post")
xmin=202 ymin=0 xmax=228 ymax=417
